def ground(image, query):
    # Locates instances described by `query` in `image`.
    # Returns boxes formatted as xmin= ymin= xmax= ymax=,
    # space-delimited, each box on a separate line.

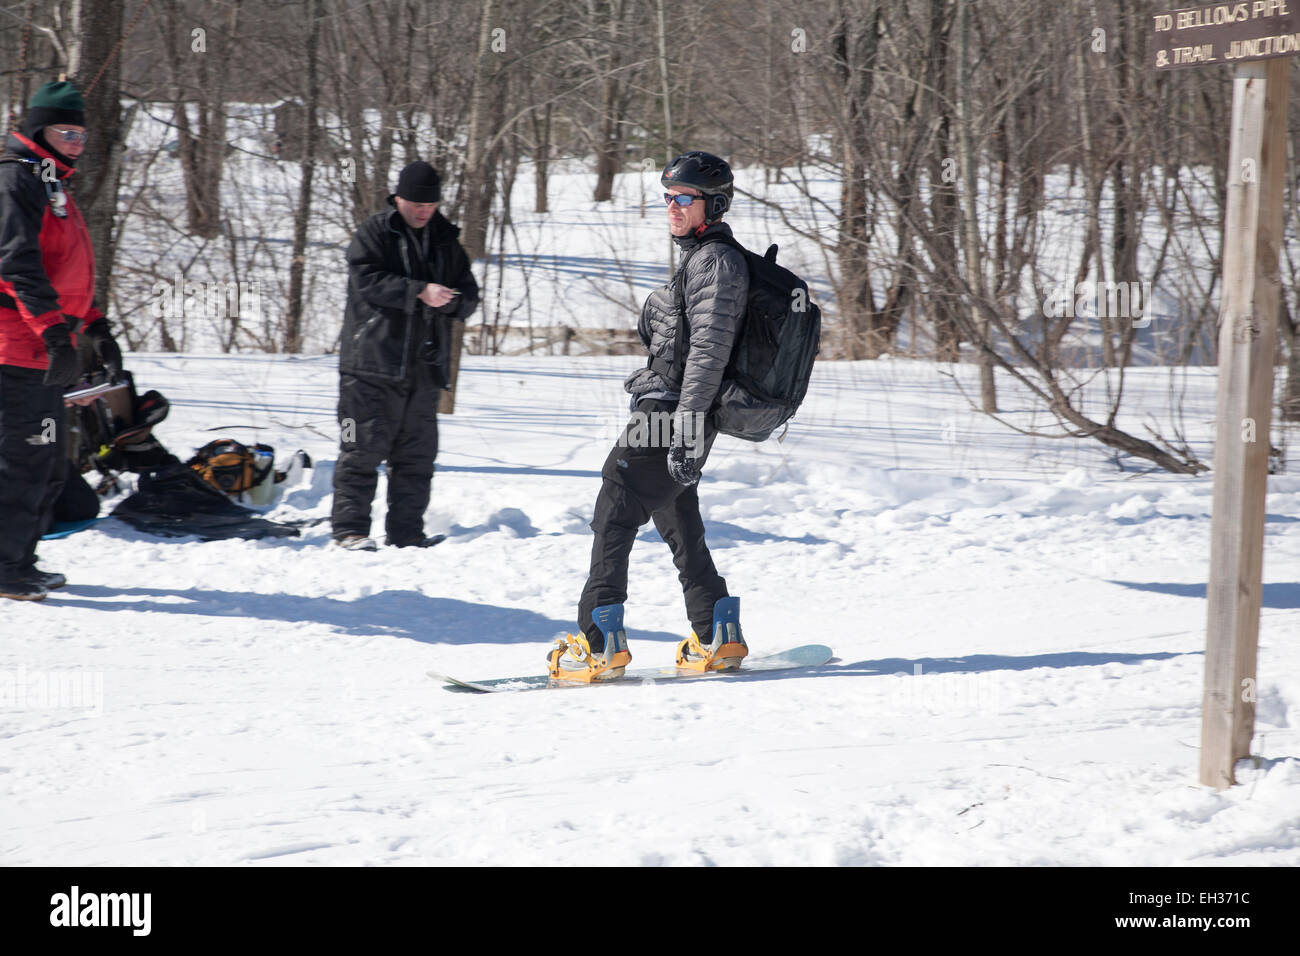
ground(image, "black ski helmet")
xmin=661 ymin=151 xmax=733 ymax=221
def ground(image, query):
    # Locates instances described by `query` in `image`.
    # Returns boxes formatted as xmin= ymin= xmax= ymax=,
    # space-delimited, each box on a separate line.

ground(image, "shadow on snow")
xmin=50 ymin=585 xmax=684 ymax=647
xmin=1110 ymin=580 xmax=1300 ymax=609
xmin=825 ymin=649 xmax=1195 ymax=679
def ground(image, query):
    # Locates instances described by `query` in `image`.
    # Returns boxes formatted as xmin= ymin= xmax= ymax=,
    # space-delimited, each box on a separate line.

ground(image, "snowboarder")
xmin=0 ymin=80 xmax=124 ymax=600
xmin=557 ymin=151 xmax=750 ymax=681
xmin=332 ymin=161 xmax=479 ymax=551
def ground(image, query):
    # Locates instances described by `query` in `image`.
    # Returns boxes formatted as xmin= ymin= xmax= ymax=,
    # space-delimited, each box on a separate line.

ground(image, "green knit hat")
xmin=23 ymin=81 xmax=86 ymax=137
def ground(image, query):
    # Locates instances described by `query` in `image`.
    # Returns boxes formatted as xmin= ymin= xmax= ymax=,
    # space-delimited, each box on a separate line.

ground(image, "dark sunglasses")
xmin=664 ymin=193 xmax=701 ymax=207
xmin=50 ymin=129 xmax=87 ymax=145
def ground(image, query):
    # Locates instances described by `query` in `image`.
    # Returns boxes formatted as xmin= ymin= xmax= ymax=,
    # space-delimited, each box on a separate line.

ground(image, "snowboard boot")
xmin=0 ymin=578 xmax=48 ymax=602
xmin=385 ymin=534 xmax=447 ymax=549
xmin=676 ymin=596 xmax=748 ymax=672
xmin=334 ymin=534 xmax=378 ymax=552
xmin=23 ymin=567 xmax=67 ymax=590
xmin=548 ymin=604 xmax=632 ymax=683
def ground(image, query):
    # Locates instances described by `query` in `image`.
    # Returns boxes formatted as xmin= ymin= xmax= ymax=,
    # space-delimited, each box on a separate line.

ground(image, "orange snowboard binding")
xmin=676 ymin=597 xmax=748 ymax=672
xmin=547 ymin=605 xmax=631 ymax=682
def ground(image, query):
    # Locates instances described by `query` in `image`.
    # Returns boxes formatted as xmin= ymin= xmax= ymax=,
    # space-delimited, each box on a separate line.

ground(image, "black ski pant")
xmin=0 ymin=365 xmax=67 ymax=582
xmin=578 ymin=398 xmax=727 ymax=648
xmin=331 ymin=371 xmax=440 ymax=546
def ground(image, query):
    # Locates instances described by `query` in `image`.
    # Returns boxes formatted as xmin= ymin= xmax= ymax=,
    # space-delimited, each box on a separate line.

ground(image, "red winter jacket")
xmin=0 ymin=131 xmax=101 ymax=370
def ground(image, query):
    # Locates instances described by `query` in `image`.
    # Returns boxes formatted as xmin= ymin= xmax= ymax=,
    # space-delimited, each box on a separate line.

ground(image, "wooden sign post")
xmin=1202 ymin=57 xmax=1287 ymax=789
xmin=438 ymin=319 xmax=464 ymax=415
xmin=1151 ymin=5 xmax=1296 ymax=789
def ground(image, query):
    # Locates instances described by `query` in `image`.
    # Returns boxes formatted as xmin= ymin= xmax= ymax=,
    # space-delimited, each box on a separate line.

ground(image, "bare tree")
xmin=72 ymin=0 xmax=129 ymax=313
xmin=159 ymin=0 xmax=239 ymax=239
xmin=283 ymin=0 xmax=322 ymax=354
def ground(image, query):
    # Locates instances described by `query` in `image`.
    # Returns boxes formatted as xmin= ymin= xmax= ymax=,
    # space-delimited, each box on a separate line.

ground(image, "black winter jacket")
xmin=623 ymin=221 xmax=748 ymax=418
xmin=339 ymin=202 xmax=479 ymax=386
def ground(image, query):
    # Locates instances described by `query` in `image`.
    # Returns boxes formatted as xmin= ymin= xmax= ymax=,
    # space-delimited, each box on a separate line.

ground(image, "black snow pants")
xmin=0 ymin=365 xmax=67 ymax=582
xmin=331 ymin=370 xmax=440 ymax=546
xmin=578 ymin=397 xmax=728 ymax=648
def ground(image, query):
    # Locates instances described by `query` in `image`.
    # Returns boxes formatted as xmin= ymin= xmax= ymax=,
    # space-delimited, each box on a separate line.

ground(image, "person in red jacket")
xmin=0 ymin=80 xmax=123 ymax=600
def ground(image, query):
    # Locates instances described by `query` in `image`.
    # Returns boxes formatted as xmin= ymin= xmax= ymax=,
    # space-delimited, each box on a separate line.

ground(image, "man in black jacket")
xmin=553 ymin=151 xmax=749 ymax=682
xmin=332 ymin=161 xmax=478 ymax=551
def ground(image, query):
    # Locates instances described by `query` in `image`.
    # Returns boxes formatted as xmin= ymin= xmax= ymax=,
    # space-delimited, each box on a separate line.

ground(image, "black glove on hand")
xmin=666 ymin=428 xmax=702 ymax=486
xmin=84 ymin=318 xmax=124 ymax=381
xmin=41 ymin=323 xmax=81 ymax=388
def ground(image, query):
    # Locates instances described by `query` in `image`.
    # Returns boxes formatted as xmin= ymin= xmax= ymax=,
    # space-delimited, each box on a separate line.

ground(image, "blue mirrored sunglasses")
xmin=664 ymin=193 xmax=701 ymax=206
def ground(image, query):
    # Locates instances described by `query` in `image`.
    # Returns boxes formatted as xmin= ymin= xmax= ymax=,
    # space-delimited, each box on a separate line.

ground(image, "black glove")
xmin=84 ymin=318 xmax=124 ymax=381
xmin=41 ymin=323 xmax=81 ymax=388
xmin=666 ymin=427 xmax=702 ymax=486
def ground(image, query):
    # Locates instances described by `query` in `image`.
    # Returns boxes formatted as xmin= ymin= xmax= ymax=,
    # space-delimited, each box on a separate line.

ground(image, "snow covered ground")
xmin=3 ymin=352 xmax=1299 ymax=866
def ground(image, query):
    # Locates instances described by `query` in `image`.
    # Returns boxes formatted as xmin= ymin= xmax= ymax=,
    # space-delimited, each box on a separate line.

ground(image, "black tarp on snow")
xmin=111 ymin=464 xmax=300 ymax=541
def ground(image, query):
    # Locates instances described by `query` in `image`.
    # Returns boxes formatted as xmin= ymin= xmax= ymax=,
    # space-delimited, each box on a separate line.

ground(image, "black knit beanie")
xmin=394 ymin=161 xmax=441 ymax=203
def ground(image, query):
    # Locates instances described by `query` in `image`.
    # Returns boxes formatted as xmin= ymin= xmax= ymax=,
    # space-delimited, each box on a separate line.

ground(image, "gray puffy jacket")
xmin=624 ymin=221 xmax=748 ymax=418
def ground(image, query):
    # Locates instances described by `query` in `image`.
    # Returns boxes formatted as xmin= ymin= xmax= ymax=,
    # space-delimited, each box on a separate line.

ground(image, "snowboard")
xmin=431 ymin=643 xmax=832 ymax=693
xmin=41 ymin=516 xmax=105 ymax=540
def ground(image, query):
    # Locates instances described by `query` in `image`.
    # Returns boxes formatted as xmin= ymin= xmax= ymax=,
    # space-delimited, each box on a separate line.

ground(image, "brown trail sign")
xmin=1151 ymin=6 xmax=1293 ymax=788
xmin=1152 ymin=2 xmax=1300 ymax=70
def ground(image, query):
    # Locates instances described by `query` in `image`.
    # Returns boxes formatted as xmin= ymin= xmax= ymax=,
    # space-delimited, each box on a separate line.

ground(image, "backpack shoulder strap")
xmin=646 ymin=235 xmax=752 ymax=388
xmin=705 ymin=233 xmax=744 ymax=255
xmin=0 ymin=154 xmax=43 ymax=196
xmin=0 ymin=152 xmax=40 ymax=172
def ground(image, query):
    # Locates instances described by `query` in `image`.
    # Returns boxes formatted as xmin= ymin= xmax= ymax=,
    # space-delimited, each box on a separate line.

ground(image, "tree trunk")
xmin=1112 ymin=0 xmax=1144 ymax=372
xmin=832 ymin=0 xmax=881 ymax=361
xmin=162 ymin=0 xmax=231 ymax=240
xmin=373 ymin=102 xmax=396 ymax=211
xmin=284 ymin=0 xmax=321 ymax=354
xmin=926 ymin=0 xmax=960 ymax=362
xmin=531 ymin=103 xmax=551 ymax=214
xmin=1281 ymin=296 xmax=1300 ymax=421
xmin=655 ymin=0 xmax=673 ymax=159
xmin=591 ymin=0 xmax=633 ymax=203
xmin=956 ymin=0 xmax=996 ymax=411
xmin=878 ymin=0 xmax=954 ymax=360
xmin=72 ymin=0 xmax=126 ymax=321
xmin=444 ymin=0 xmax=504 ymax=408
xmin=459 ymin=0 xmax=501 ymax=261
xmin=591 ymin=74 xmax=626 ymax=201
xmin=1074 ymin=0 xmax=1112 ymax=366
xmin=339 ymin=77 xmax=374 ymax=227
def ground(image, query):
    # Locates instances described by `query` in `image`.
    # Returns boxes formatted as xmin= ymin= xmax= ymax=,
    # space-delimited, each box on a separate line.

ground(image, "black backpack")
xmin=186 ymin=438 xmax=275 ymax=495
xmin=661 ymin=235 xmax=821 ymax=442
xmin=72 ymin=370 xmax=179 ymax=484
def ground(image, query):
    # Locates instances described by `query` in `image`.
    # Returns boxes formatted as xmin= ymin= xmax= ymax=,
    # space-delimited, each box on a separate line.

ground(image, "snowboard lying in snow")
xmin=41 ymin=517 xmax=106 ymax=540
xmin=431 ymin=644 xmax=832 ymax=693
